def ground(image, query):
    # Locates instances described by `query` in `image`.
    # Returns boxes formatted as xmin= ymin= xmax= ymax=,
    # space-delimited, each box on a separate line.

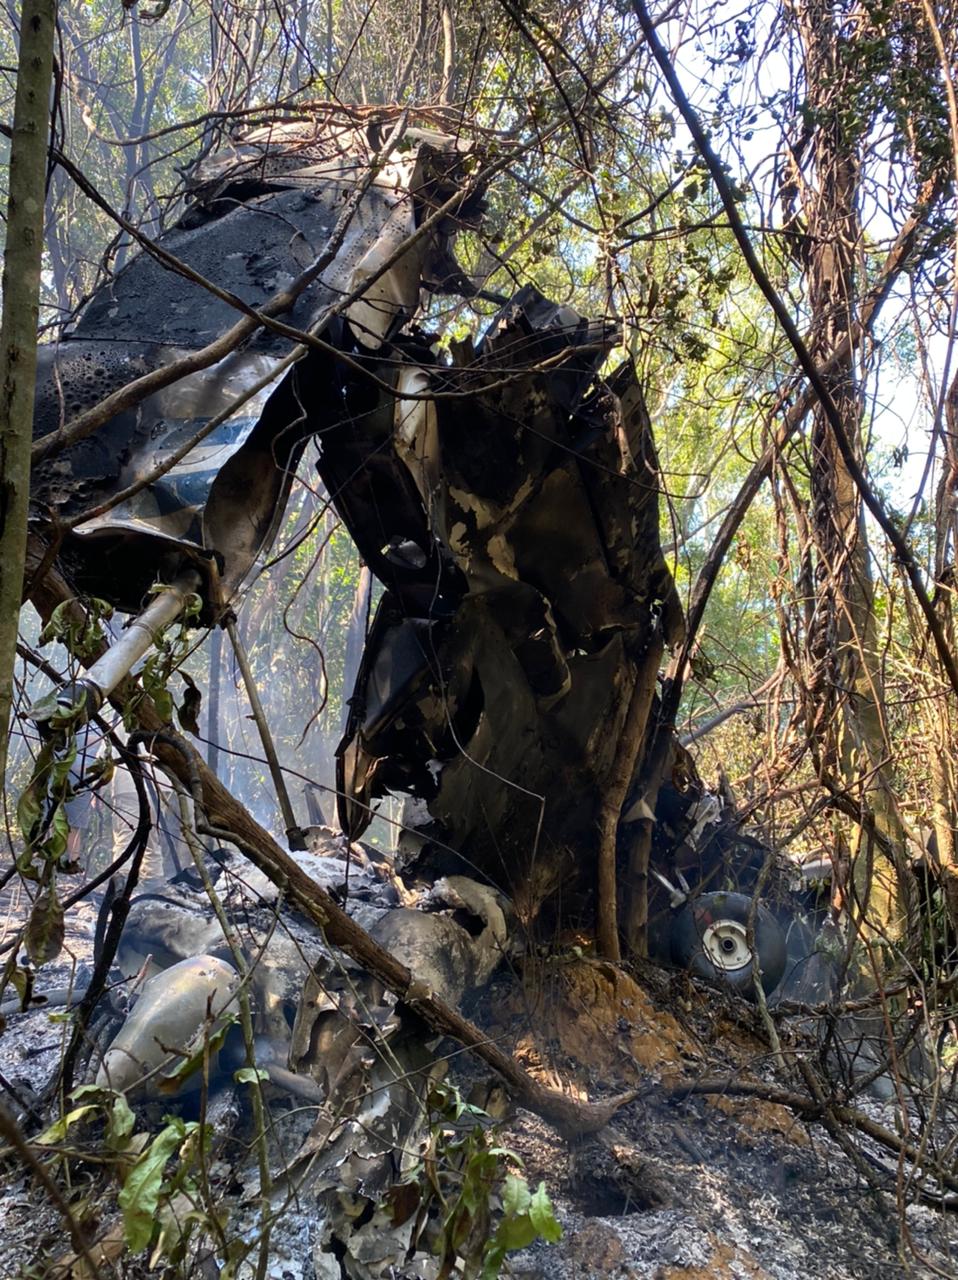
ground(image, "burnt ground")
xmin=478 ymin=956 xmax=958 ymax=1280
xmin=0 ymin=906 xmax=957 ymax=1279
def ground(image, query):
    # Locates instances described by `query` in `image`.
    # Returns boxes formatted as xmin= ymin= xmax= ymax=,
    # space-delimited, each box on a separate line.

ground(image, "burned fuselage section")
xmin=330 ymin=291 xmax=686 ymax=918
xmin=31 ymin=116 xmax=484 ymax=613
xmin=31 ymin=110 xmax=691 ymax=929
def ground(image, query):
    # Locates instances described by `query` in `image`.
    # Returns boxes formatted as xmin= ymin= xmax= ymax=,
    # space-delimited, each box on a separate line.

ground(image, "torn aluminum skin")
xmin=327 ymin=285 xmax=688 ymax=918
xmin=31 ymin=118 xmax=483 ymax=613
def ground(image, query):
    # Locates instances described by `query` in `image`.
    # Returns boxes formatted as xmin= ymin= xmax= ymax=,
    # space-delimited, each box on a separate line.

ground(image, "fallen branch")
xmin=658 ymin=1074 xmax=958 ymax=1200
xmin=147 ymin=724 xmax=637 ymax=1135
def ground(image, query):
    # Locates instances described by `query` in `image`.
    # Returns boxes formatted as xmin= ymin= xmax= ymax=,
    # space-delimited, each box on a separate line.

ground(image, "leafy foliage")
xmin=35 ymin=1084 xmax=211 ymax=1263
xmin=387 ymin=1081 xmax=562 ymax=1279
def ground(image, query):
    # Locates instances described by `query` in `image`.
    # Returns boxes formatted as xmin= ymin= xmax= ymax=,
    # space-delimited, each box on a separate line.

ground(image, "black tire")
xmin=669 ymin=891 xmax=787 ymax=998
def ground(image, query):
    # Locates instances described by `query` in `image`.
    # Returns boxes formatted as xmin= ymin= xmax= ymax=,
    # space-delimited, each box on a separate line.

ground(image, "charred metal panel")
xmin=30 ymin=113 xmax=687 ymax=919
xmin=31 ymin=120 xmax=481 ymax=613
xmin=331 ymin=287 xmax=683 ymax=913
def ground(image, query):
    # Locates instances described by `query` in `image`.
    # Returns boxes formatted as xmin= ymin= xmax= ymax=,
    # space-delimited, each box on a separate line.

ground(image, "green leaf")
xmin=528 ymin=1183 xmax=562 ymax=1243
xmin=24 ymin=689 xmax=61 ymax=723
xmin=107 ymin=1093 xmax=137 ymax=1149
xmin=500 ymin=1173 xmax=531 ymax=1218
xmin=118 ymin=1121 xmax=187 ymax=1252
xmin=14 ymin=851 xmax=39 ymax=883
xmin=481 ymin=1246 xmax=507 ymax=1280
xmin=233 ymin=1066 xmax=269 ymax=1085
xmin=155 ymin=1014 xmax=236 ymax=1094
xmin=50 ymin=742 xmax=78 ymax=788
xmin=8 ymin=966 xmax=32 ymax=1010
xmin=43 ymin=804 xmax=70 ymax=864
xmin=151 ymin=687 xmax=174 ymax=723
xmin=16 ymin=779 xmax=44 ymax=843
xmin=39 ymin=601 xmax=71 ymax=646
xmin=487 ymin=1146 xmax=522 ymax=1164
xmin=35 ymin=1104 xmax=100 ymax=1145
xmin=83 ymin=753 xmax=114 ymax=790
xmin=182 ymin=592 xmax=202 ymax=620
xmin=492 ymin=1214 xmax=537 ymax=1252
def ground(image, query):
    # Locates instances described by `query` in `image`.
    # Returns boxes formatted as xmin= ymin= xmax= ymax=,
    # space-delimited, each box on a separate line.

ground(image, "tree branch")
xmin=632 ymin=0 xmax=958 ymax=705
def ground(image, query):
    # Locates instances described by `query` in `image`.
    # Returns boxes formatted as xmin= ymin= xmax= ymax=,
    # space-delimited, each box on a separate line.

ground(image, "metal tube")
xmin=650 ymin=867 xmax=688 ymax=908
xmin=224 ymin=616 xmax=303 ymax=848
xmin=43 ymin=570 xmax=203 ymax=728
xmin=84 ymin=570 xmax=203 ymax=701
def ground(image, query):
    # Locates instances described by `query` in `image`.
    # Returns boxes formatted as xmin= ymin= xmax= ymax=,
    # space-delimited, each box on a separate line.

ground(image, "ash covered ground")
xmin=1 ymin=877 xmax=957 ymax=1279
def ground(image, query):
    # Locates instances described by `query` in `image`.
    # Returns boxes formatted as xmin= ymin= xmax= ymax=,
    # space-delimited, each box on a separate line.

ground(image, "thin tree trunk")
xmin=796 ymin=0 xmax=910 ymax=938
xmin=207 ymin=625 xmax=223 ymax=777
xmin=928 ymin=369 xmax=958 ymax=911
xmin=0 ymin=0 xmax=56 ymax=791
xmin=596 ymin=631 xmax=663 ymax=960
xmin=439 ymin=1 xmax=457 ymax=110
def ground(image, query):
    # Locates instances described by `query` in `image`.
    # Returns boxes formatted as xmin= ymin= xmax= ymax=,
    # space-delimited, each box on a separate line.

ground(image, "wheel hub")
xmin=701 ymin=919 xmax=752 ymax=972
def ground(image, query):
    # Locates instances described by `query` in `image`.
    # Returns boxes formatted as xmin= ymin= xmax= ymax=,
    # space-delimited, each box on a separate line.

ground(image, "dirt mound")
xmin=487 ymin=957 xmax=702 ymax=1091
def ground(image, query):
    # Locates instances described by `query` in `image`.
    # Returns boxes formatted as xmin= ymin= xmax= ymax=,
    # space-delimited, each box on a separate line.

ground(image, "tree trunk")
xmin=0 ymin=0 xmax=56 ymax=790
xmin=796 ymin=0 xmax=910 ymax=938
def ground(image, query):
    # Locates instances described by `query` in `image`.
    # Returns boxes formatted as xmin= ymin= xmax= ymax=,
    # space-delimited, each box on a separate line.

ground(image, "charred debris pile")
xmin=4 ymin=107 xmax=954 ymax=1278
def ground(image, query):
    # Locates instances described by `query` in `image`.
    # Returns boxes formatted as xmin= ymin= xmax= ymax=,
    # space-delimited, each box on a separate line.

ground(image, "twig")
xmin=658 ymin=1074 xmax=958 ymax=1198
xmin=0 ymin=1103 xmax=104 ymax=1277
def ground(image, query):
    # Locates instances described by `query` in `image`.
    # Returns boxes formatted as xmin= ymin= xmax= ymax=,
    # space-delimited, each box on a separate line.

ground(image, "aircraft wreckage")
xmin=21 ymin=110 xmax=800 ymax=1274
